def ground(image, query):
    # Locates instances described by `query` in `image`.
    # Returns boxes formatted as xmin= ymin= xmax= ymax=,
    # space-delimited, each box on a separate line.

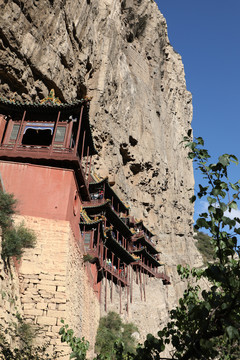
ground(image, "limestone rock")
xmin=0 ymin=0 xmax=202 ymax=344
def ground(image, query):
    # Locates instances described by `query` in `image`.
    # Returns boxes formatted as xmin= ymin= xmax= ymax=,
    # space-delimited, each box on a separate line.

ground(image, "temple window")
xmin=22 ymin=123 xmax=54 ymax=146
xmin=54 ymin=126 xmax=66 ymax=143
xmin=9 ymin=124 xmax=20 ymax=142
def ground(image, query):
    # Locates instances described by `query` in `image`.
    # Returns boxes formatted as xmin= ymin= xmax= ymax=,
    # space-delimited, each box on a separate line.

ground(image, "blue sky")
xmin=156 ymin=1 xmax=240 ymax=222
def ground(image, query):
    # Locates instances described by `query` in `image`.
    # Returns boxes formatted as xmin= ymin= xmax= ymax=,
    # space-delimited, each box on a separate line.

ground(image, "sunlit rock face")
xmin=0 ymin=0 xmax=201 ymax=342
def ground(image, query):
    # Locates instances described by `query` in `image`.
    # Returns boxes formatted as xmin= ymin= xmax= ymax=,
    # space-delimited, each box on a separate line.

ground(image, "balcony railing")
xmin=101 ymin=260 xmax=129 ymax=286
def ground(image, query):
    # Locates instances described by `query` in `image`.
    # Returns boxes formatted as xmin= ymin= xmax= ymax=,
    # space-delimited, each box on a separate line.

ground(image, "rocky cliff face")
xmin=0 ymin=0 xmax=202 ymax=342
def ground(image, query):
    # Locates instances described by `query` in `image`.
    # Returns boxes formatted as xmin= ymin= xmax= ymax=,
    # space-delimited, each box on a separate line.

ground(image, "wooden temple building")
xmin=0 ymin=90 xmax=170 ymax=314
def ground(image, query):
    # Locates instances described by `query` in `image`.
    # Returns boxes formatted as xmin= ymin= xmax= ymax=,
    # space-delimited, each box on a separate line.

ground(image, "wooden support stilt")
xmin=119 ymin=280 xmax=122 ymax=314
xmin=130 ymin=266 xmax=133 ymax=303
xmin=127 ymin=266 xmax=129 ymax=313
xmin=139 ymin=267 xmax=142 ymax=301
xmin=111 ymin=252 xmax=114 ymax=302
xmin=105 ymin=270 xmax=107 ymax=312
xmin=74 ymin=105 xmax=84 ymax=156
xmin=87 ymin=155 xmax=92 ymax=185
xmin=85 ymin=146 xmax=89 ymax=175
xmin=143 ymin=271 xmax=146 ymax=301
xmin=97 ymin=223 xmax=100 ymax=251
xmin=80 ymin=130 xmax=86 ymax=164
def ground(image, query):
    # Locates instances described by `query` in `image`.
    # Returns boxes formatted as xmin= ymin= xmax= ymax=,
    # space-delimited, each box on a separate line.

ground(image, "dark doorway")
xmin=22 ymin=128 xmax=53 ymax=146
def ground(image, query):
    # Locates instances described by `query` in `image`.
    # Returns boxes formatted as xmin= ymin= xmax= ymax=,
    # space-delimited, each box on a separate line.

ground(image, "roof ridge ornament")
xmin=40 ymin=89 xmax=61 ymax=105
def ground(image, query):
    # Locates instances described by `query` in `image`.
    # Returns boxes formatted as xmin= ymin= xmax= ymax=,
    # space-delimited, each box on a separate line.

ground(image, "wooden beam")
xmin=74 ymin=105 xmax=84 ymax=156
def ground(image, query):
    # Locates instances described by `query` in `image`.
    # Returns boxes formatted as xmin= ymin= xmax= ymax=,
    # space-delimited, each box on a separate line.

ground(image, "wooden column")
xmin=85 ymin=146 xmax=89 ymax=175
xmin=74 ymin=105 xmax=84 ymax=156
xmin=50 ymin=111 xmax=61 ymax=155
xmin=127 ymin=266 xmax=129 ymax=314
xmin=80 ymin=130 xmax=86 ymax=164
xmin=97 ymin=223 xmax=100 ymax=251
xmin=87 ymin=155 xmax=92 ymax=185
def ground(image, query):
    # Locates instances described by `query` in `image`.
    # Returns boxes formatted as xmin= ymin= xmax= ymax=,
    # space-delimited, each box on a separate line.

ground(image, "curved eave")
xmin=0 ymin=97 xmax=87 ymax=114
xmin=83 ymin=201 xmax=132 ymax=239
xmin=132 ymin=236 xmax=158 ymax=254
xmin=79 ymin=218 xmax=103 ymax=230
xmin=105 ymin=231 xmax=135 ymax=265
xmin=132 ymin=248 xmax=161 ymax=267
xmin=83 ymin=199 xmax=111 ymax=213
xmin=135 ymin=220 xmax=155 ymax=238
xmin=89 ymin=177 xmax=129 ymax=213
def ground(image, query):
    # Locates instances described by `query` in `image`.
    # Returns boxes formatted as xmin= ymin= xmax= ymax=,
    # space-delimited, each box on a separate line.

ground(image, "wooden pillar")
xmin=85 ymin=146 xmax=89 ymax=175
xmin=119 ymin=281 xmax=122 ymax=314
xmin=97 ymin=223 xmax=100 ymax=251
xmin=127 ymin=266 xmax=129 ymax=314
xmin=130 ymin=266 xmax=133 ymax=303
xmin=50 ymin=111 xmax=61 ymax=155
xmin=139 ymin=267 xmax=142 ymax=301
xmin=87 ymin=155 xmax=92 ymax=185
xmin=13 ymin=110 xmax=26 ymax=150
xmin=90 ymin=231 xmax=94 ymax=250
xmin=105 ymin=269 xmax=107 ymax=312
xmin=143 ymin=271 xmax=146 ymax=301
xmin=66 ymin=119 xmax=73 ymax=148
xmin=80 ymin=130 xmax=86 ymax=164
xmin=74 ymin=105 xmax=84 ymax=156
xmin=111 ymin=252 xmax=114 ymax=302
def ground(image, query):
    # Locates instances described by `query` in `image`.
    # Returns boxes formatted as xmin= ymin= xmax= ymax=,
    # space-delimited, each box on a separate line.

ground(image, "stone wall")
xmin=14 ymin=215 xmax=100 ymax=358
xmin=0 ymin=229 xmax=23 ymax=345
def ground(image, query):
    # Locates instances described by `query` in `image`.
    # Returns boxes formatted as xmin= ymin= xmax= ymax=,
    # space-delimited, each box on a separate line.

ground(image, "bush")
xmin=2 ymin=223 xmax=36 ymax=260
xmin=0 ymin=190 xmax=36 ymax=262
xmin=95 ymin=312 xmax=138 ymax=359
xmin=0 ymin=191 xmax=16 ymax=230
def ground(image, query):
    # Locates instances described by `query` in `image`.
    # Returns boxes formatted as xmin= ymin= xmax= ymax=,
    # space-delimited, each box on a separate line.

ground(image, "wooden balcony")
xmin=101 ymin=260 xmax=129 ymax=286
xmin=132 ymin=259 xmax=170 ymax=284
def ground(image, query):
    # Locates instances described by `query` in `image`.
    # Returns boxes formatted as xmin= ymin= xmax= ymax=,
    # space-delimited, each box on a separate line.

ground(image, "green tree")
xmin=0 ymin=190 xmax=36 ymax=263
xmin=95 ymin=312 xmax=138 ymax=359
xmin=134 ymin=135 xmax=240 ymax=360
xmin=193 ymin=231 xmax=215 ymax=263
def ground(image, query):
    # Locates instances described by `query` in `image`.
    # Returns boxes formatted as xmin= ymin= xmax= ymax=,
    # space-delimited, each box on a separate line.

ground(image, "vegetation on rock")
xmin=193 ymin=231 xmax=215 ymax=263
xmin=0 ymin=190 xmax=36 ymax=262
xmin=0 ymin=313 xmax=57 ymax=360
xmin=94 ymin=311 xmax=138 ymax=359
xmin=133 ymin=135 xmax=240 ymax=359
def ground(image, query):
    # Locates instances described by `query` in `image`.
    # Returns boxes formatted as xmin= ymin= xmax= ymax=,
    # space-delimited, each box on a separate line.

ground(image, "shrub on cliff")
xmin=0 ymin=190 xmax=36 ymax=263
xmin=95 ymin=311 xmax=138 ymax=359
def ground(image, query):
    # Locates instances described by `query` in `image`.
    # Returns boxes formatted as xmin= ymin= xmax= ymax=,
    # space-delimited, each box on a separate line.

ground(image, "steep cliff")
xmin=0 ymin=0 xmax=202 ymax=342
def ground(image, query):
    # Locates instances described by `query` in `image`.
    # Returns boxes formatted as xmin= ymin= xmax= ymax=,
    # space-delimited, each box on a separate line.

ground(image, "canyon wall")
xmin=0 ymin=0 xmax=202 ymax=348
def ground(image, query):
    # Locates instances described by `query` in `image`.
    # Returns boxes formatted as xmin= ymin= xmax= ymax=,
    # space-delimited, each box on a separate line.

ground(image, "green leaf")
xmin=189 ymin=195 xmax=196 ymax=203
xmin=219 ymin=154 xmax=229 ymax=166
xmin=229 ymin=202 xmax=238 ymax=210
xmin=226 ymin=326 xmax=239 ymax=340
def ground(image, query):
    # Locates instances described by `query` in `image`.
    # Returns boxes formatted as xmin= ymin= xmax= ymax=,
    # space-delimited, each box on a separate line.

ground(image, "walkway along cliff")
xmin=0 ymin=0 xmax=204 ymax=355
